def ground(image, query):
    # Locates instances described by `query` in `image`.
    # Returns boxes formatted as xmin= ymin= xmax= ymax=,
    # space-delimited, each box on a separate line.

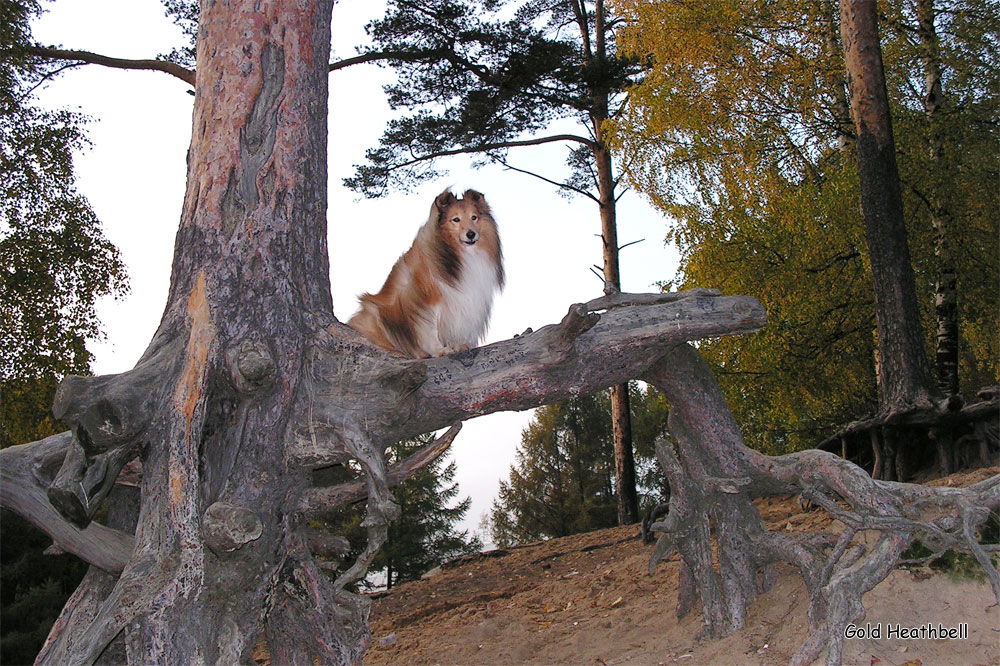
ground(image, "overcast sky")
xmin=30 ymin=0 xmax=679 ymax=544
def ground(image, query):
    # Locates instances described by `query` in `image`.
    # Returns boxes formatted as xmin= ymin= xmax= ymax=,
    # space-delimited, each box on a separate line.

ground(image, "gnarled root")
xmin=645 ymin=344 xmax=999 ymax=666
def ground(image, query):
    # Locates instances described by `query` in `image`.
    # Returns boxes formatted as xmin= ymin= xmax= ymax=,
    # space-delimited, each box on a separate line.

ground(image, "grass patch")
xmin=900 ymin=510 xmax=1000 ymax=581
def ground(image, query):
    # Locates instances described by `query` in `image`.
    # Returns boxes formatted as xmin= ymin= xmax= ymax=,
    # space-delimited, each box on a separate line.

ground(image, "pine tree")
xmin=489 ymin=385 xmax=669 ymax=547
xmin=377 ymin=437 xmax=482 ymax=588
xmin=346 ymin=0 xmax=647 ymax=524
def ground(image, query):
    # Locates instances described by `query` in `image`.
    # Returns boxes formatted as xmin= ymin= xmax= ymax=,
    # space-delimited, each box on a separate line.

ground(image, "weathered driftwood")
xmin=645 ymin=344 xmax=1000 ymax=666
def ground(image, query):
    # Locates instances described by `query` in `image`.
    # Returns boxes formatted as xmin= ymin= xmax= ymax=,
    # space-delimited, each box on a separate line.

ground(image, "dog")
xmin=347 ymin=189 xmax=504 ymax=358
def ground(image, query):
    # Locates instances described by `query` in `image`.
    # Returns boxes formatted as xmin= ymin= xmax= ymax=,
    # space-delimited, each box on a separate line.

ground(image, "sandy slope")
xmin=362 ymin=467 xmax=999 ymax=666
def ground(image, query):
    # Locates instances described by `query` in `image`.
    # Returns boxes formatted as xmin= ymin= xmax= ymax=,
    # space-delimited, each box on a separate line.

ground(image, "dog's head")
xmin=433 ymin=189 xmax=494 ymax=248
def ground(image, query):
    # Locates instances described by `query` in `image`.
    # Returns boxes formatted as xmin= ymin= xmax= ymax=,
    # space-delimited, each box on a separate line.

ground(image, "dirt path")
xmin=363 ymin=468 xmax=999 ymax=666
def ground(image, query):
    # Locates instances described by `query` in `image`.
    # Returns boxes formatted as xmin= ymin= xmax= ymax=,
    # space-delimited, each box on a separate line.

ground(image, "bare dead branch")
xmin=333 ymin=423 xmax=399 ymax=591
xmin=300 ymin=423 xmax=462 ymax=516
xmin=40 ymin=337 xmax=182 ymax=526
xmin=486 ymin=153 xmax=600 ymax=202
xmin=383 ymin=133 xmax=599 ymax=175
xmin=583 ymin=288 xmax=722 ymax=312
xmin=305 ymin=529 xmax=351 ymax=558
xmin=328 ymin=47 xmax=452 ymax=71
xmin=296 ymin=291 xmax=766 ymax=466
xmin=27 ymin=45 xmax=195 ymax=86
xmin=0 ymin=433 xmax=134 ymax=574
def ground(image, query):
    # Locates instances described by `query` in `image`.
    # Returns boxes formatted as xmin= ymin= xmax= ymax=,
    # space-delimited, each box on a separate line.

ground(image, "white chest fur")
xmin=437 ymin=249 xmax=500 ymax=349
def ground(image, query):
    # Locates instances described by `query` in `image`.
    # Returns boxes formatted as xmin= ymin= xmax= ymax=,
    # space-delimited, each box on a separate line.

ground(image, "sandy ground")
xmin=361 ymin=467 xmax=1000 ymax=666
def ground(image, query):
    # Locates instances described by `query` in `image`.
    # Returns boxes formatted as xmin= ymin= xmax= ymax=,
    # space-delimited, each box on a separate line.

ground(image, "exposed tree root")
xmin=818 ymin=386 xmax=998 ymax=480
xmin=645 ymin=344 xmax=999 ymax=666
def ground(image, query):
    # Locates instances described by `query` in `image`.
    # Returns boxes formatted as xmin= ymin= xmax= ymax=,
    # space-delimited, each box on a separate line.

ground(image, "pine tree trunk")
xmin=839 ymin=0 xmax=940 ymax=423
xmin=36 ymin=2 xmax=358 ymax=662
xmin=584 ymin=0 xmax=639 ymax=526
xmin=594 ymin=143 xmax=639 ymax=525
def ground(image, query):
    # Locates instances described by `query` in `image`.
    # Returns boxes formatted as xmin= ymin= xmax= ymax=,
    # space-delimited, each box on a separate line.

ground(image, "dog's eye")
xmin=471 ymin=215 xmax=477 ymax=221
xmin=452 ymin=217 xmax=460 ymax=223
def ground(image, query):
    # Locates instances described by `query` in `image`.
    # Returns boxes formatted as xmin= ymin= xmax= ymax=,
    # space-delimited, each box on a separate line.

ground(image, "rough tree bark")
xmin=840 ymin=0 xmax=940 ymax=418
xmin=838 ymin=0 xmax=956 ymax=480
xmin=644 ymin=343 xmax=999 ymax=666
xmin=0 ymin=4 xmax=767 ymax=655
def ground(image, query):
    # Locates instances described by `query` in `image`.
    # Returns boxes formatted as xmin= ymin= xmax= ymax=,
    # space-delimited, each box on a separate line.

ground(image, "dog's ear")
xmin=435 ymin=190 xmax=456 ymax=211
xmin=463 ymin=189 xmax=490 ymax=215
xmin=433 ymin=190 xmax=456 ymax=225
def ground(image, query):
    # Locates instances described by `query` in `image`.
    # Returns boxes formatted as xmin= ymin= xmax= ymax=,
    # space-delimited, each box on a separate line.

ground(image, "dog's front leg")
xmin=415 ymin=305 xmax=451 ymax=358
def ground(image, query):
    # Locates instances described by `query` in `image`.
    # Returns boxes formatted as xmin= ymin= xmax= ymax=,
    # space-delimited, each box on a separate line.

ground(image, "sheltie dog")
xmin=347 ymin=189 xmax=504 ymax=358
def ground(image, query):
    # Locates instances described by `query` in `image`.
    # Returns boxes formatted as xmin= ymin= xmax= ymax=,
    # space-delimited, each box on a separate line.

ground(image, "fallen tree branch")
xmin=295 ymin=290 xmax=767 ymax=466
xmin=583 ymin=287 xmax=722 ymax=312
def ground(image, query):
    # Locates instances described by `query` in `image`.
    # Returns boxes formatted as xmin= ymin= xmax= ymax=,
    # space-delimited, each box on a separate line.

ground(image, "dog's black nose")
xmin=466 ymin=230 xmax=477 ymax=240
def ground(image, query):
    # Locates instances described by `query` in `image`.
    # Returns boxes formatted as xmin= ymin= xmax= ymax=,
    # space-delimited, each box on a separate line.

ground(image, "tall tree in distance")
xmin=347 ymin=0 xmax=645 ymax=525
xmin=377 ymin=438 xmax=480 ymax=589
xmin=489 ymin=393 xmax=616 ymax=547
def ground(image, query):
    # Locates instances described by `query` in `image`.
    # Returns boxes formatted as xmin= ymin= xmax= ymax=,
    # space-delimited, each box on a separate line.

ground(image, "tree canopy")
xmin=343 ymin=0 xmax=640 ymax=199
xmin=0 ymin=0 xmax=129 ymax=390
xmin=607 ymin=0 xmax=999 ymax=453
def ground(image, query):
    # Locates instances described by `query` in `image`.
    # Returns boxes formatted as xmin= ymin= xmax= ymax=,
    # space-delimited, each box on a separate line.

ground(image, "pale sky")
xmin=30 ymin=0 xmax=679 ymax=543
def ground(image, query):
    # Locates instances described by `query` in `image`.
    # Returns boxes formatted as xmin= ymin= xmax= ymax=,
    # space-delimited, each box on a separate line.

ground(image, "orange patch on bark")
xmin=169 ymin=272 xmax=215 ymax=510
xmin=173 ymin=272 xmax=216 ymax=426
xmin=169 ymin=465 xmax=186 ymax=509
